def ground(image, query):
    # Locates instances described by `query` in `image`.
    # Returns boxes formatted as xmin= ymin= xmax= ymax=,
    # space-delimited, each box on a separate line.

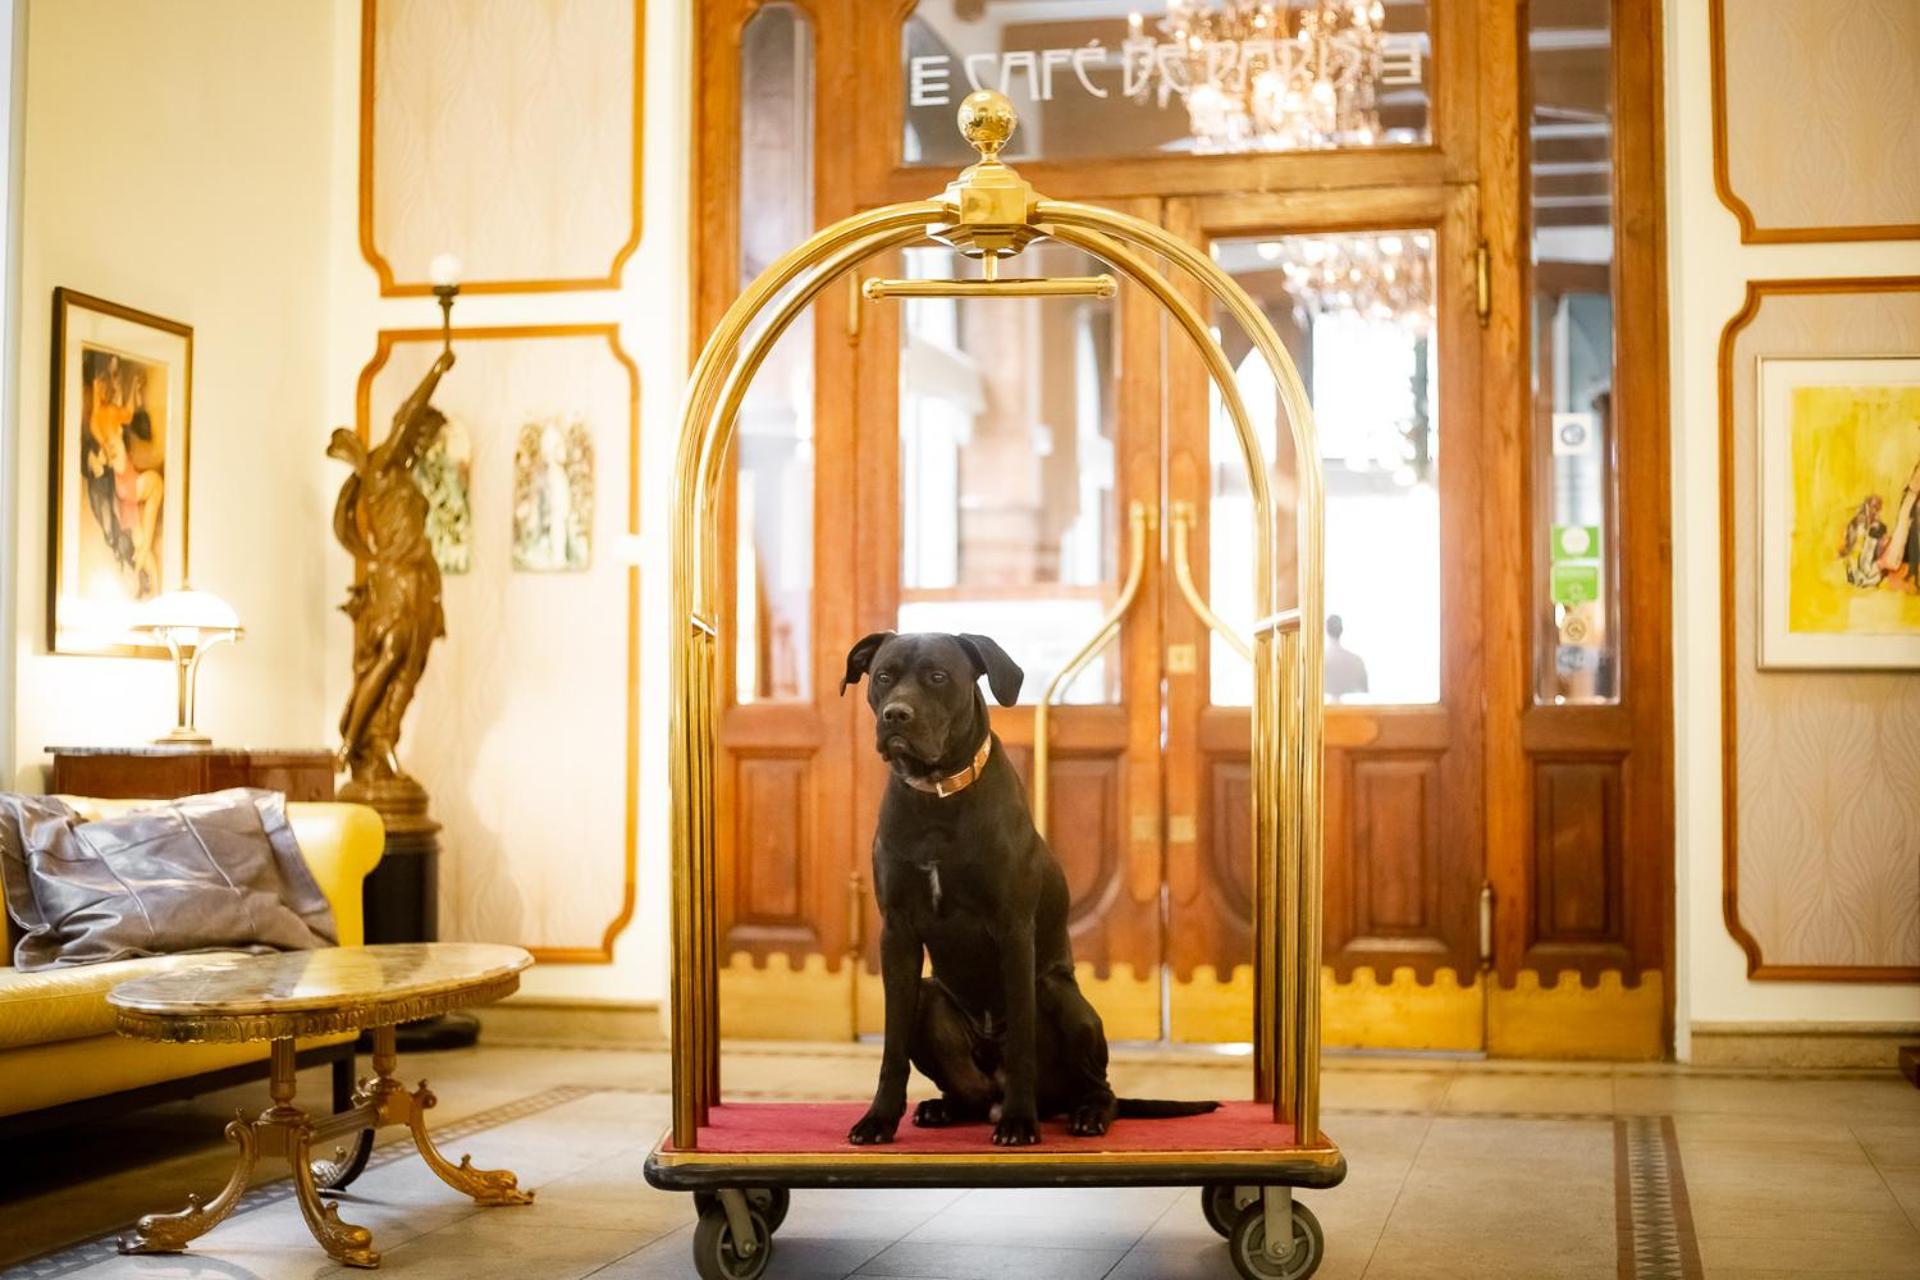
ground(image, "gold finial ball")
xmin=957 ymin=89 xmax=1017 ymax=160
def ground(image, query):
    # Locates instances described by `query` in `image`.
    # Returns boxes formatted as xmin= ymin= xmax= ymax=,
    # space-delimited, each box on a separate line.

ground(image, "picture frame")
xmin=47 ymin=288 xmax=193 ymax=656
xmin=1757 ymin=354 xmax=1920 ymax=669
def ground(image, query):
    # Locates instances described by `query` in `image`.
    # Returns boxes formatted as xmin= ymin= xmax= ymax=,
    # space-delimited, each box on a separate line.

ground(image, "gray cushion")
xmin=0 ymin=789 xmax=336 ymax=971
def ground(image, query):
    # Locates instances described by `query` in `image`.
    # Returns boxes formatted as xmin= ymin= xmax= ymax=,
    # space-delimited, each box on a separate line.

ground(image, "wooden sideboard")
xmin=47 ymin=747 xmax=337 ymax=802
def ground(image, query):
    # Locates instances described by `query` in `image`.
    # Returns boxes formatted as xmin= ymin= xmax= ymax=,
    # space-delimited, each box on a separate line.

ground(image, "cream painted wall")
xmin=0 ymin=0 xmax=25 ymax=790
xmin=1664 ymin=0 xmax=1920 ymax=1050
xmin=10 ymin=0 xmax=336 ymax=783
xmin=322 ymin=0 xmax=687 ymax=1006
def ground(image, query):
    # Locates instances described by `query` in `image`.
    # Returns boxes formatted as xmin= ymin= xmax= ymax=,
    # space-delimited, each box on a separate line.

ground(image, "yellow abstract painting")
xmin=1787 ymin=383 xmax=1920 ymax=635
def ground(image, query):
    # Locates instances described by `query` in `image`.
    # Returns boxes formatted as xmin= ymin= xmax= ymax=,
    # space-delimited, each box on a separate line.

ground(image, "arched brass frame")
xmin=668 ymin=97 xmax=1326 ymax=1157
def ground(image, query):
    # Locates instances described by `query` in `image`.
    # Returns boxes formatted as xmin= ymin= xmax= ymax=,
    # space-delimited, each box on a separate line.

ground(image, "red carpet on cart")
xmin=666 ymin=1100 xmax=1303 ymax=1154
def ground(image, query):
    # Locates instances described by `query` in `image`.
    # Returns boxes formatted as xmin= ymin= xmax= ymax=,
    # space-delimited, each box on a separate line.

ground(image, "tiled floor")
xmin=2 ymin=1040 xmax=1917 ymax=1279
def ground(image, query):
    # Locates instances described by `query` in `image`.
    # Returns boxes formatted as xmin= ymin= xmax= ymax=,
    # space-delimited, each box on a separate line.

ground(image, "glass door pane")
xmin=1207 ymin=228 xmax=1440 ymax=705
xmin=735 ymin=3 xmax=815 ymax=704
xmin=1528 ymin=0 xmax=1619 ymax=705
xmin=901 ymin=0 xmax=1433 ymax=167
xmin=895 ymin=242 xmax=1123 ymax=703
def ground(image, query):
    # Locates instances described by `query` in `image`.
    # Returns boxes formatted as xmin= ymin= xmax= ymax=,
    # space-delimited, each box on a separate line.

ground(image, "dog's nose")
xmin=881 ymin=702 xmax=914 ymax=725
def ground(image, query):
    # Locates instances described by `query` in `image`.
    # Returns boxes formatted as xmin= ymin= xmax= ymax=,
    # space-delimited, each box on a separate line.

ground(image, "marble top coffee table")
xmin=108 ymin=942 xmax=534 ymax=1269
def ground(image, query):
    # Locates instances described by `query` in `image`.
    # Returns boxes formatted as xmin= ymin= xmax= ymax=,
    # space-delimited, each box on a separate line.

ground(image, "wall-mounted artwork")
xmin=415 ymin=418 xmax=472 ymax=575
xmin=511 ymin=417 xmax=593 ymax=572
xmin=1759 ymin=355 xmax=1920 ymax=669
xmin=47 ymin=288 xmax=193 ymax=656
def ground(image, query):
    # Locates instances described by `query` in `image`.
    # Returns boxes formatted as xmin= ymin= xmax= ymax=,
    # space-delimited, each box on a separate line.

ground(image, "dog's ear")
xmin=839 ymin=631 xmax=894 ymax=695
xmin=954 ymin=634 xmax=1023 ymax=707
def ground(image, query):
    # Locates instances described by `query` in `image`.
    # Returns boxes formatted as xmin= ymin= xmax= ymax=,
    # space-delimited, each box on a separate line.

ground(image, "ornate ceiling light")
xmin=1257 ymin=231 xmax=1434 ymax=334
xmin=1132 ymin=0 xmax=1391 ymax=153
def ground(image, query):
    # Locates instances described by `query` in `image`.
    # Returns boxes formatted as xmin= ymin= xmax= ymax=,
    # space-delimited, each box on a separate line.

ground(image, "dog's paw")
xmin=991 ymin=1115 xmax=1040 ymax=1146
xmin=847 ymin=1111 xmax=900 ymax=1145
xmin=1067 ymin=1103 xmax=1112 ymax=1137
xmin=913 ymin=1098 xmax=959 ymax=1128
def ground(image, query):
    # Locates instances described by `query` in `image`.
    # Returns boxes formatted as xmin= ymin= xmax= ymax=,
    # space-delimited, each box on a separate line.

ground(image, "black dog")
xmin=841 ymin=630 xmax=1217 ymax=1146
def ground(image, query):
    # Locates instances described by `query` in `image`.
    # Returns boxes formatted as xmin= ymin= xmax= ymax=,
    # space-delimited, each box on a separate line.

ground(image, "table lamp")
xmin=131 ymin=589 xmax=244 ymax=744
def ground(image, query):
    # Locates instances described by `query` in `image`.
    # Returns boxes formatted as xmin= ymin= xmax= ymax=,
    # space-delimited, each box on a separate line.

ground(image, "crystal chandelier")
xmin=1139 ymin=0 xmax=1390 ymax=153
xmin=1257 ymin=232 xmax=1434 ymax=334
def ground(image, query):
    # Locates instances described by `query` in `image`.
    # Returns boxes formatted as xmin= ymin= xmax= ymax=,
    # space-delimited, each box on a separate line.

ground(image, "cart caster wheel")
xmin=1228 ymin=1199 xmax=1323 ymax=1280
xmin=694 ymin=1186 xmax=790 ymax=1233
xmin=1203 ymin=1183 xmax=1258 ymax=1239
xmin=311 ymin=1128 xmax=375 ymax=1192
xmin=693 ymin=1205 xmax=772 ymax=1280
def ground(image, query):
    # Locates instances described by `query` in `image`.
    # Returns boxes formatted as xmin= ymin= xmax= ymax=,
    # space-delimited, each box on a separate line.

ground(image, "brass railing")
xmin=1031 ymin=500 xmax=1154 ymax=841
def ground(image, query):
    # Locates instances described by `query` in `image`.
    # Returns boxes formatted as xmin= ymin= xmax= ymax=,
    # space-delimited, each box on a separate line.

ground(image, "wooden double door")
xmin=701 ymin=0 xmax=1672 ymax=1057
xmin=715 ymin=190 xmax=1493 ymax=1048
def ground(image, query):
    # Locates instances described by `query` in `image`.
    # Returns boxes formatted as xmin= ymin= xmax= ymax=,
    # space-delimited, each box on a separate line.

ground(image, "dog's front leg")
xmin=848 ymin=922 xmax=920 ymax=1145
xmin=991 ymin=923 xmax=1040 ymax=1146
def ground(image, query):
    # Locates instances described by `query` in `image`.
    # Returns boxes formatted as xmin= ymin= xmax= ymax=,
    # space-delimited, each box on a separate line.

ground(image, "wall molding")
xmin=485 ymin=996 xmax=664 ymax=1045
xmin=1717 ymin=277 xmax=1920 ymax=983
xmin=1708 ymin=0 xmax=1920 ymax=244
xmin=357 ymin=0 xmax=647 ymax=297
xmin=1689 ymin=1020 xmax=1920 ymax=1070
xmin=355 ymin=323 xmax=640 ymax=964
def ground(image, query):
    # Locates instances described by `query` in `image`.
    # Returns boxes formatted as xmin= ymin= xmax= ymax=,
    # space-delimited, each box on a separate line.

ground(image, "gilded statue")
xmin=328 ymin=350 xmax=454 ymax=799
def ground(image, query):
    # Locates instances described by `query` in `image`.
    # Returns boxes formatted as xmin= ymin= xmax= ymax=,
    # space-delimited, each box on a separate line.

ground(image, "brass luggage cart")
xmin=644 ymin=90 xmax=1340 ymax=1280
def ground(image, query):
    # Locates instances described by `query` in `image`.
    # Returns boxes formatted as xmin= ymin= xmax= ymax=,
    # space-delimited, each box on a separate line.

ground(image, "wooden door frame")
xmin=1479 ymin=0 xmax=1674 ymax=1056
xmin=694 ymin=0 xmax=869 ymax=1036
xmin=1164 ymin=184 xmax=1489 ymax=1047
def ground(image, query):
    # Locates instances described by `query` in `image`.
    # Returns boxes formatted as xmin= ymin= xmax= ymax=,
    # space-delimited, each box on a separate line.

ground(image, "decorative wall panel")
xmin=359 ymin=326 xmax=638 ymax=960
xmin=1721 ymin=281 xmax=1920 ymax=978
xmin=1711 ymin=0 xmax=1920 ymax=242
xmin=362 ymin=0 xmax=643 ymax=293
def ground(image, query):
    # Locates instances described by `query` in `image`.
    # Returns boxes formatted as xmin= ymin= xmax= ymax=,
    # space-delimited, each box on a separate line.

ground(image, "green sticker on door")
xmin=1550 ymin=524 xmax=1601 ymax=561
xmin=1550 ymin=562 xmax=1601 ymax=606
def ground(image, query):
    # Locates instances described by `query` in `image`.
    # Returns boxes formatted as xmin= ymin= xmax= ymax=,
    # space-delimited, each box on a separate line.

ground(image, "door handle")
xmin=1169 ymin=501 xmax=1252 ymax=664
xmin=1479 ymin=880 xmax=1494 ymax=969
xmin=1033 ymin=500 xmax=1154 ymax=841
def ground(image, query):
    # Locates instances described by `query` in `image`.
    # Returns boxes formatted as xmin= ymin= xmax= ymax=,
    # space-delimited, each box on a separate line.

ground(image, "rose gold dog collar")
xmin=902 ymin=734 xmax=993 ymax=798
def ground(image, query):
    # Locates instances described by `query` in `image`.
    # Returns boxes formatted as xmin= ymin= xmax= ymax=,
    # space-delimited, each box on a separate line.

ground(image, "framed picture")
xmin=47 ymin=288 xmax=193 ymax=656
xmin=511 ymin=415 xmax=594 ymax=572
xmin=1758 ymin=354 xmax=1920 ymax=668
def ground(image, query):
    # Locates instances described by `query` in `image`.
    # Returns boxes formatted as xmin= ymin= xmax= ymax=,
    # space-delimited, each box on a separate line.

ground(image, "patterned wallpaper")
xmin=367 ymin=0 xmax=640 ymax=288
xmin=1719 ymin=0 xmax=1920 ymax=236
xmin=1728 ymin=288 xmax=1920 ymax=971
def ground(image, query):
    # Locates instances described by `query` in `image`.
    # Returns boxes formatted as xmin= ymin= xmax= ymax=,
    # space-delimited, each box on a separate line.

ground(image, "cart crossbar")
xmin=662 ymin=1101 xmax=1329 ymax=1158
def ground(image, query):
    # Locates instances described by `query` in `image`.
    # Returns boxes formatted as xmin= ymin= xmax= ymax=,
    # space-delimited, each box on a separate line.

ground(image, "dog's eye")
xmin=927 ymin=670 xmax=947 ymax=684
xmin=875 ymin=672 xmax=893 ymax=685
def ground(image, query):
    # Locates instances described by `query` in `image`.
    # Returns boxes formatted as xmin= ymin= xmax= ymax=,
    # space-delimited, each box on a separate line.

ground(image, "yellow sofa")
xmin=0 ymin=800 xmax=384 ymax=1129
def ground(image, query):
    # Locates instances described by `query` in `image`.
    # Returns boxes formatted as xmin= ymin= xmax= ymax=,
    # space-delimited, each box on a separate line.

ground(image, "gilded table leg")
xmin=290 ymin=1123 xmax=379 ymax=1268
xmin=369 ymin=1024 xmax=533 ymax=1207
xmin=118 ymin=1115 xmax=258 ymax=1256
xmin=252 ymin=1037 xmax=380 ymax=1267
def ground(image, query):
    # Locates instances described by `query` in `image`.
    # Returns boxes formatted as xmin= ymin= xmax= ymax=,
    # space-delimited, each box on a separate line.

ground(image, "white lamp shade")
xmin=134 ymin=589 xmax=242 ymax=635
